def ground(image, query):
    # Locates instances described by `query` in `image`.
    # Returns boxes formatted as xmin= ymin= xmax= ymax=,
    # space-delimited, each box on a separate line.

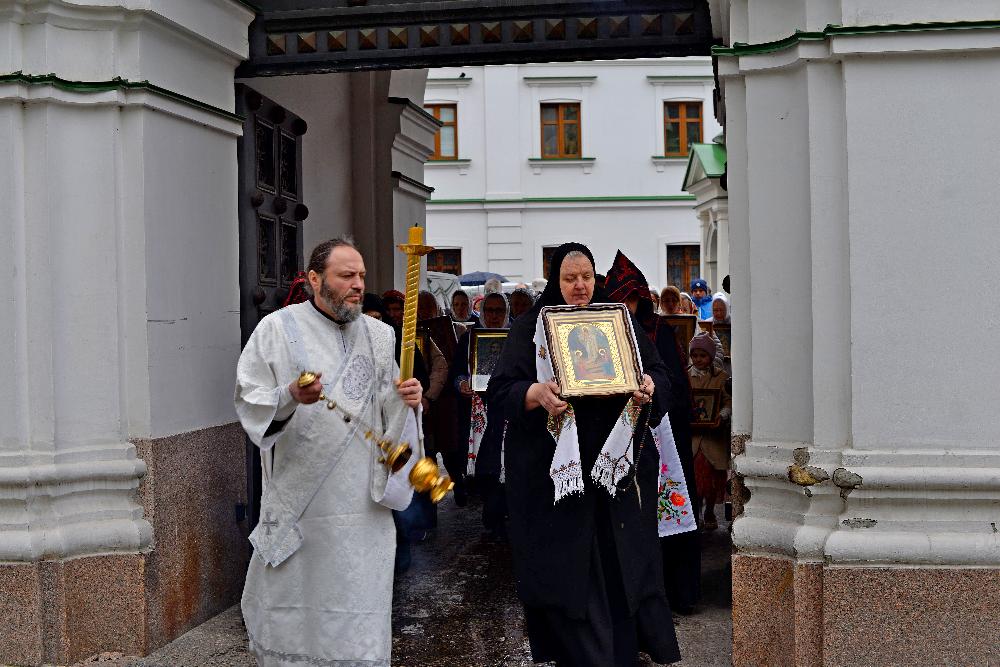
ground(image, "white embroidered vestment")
xmin=235 ymin=302 xmax=419 ymax=667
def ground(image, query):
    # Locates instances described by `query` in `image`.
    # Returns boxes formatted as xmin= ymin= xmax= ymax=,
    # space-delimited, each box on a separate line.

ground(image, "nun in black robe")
xmin=605 ymin=251 xmax=702 ymax=614
xmin=487 ymin=243 xmax=680 ymax=667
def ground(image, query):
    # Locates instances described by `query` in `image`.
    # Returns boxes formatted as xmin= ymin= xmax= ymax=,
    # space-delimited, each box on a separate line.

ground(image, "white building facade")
xmin=423 ymin=58 xmax=722 ymax=287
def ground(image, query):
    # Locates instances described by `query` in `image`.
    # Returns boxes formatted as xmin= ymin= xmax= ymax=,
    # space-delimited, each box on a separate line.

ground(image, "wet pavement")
xmin=91 ymin=496 xmax=732 ymax=667
xmin=391 ymin=495 xmax=733 ymax=667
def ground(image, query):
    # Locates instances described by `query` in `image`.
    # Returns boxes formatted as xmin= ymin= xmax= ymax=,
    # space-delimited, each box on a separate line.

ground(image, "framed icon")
xmin=541 ymin=304 xmax=642 ymax=398
xmin=662 ymin=314 xmax=698 ymax=365
xmin=713 ymin=323 xmax=731 ymax=358
xmin=469 ymin=329 xmax=508 ymax=393
xmin=691 ymin=387 xmax=722 ymax=428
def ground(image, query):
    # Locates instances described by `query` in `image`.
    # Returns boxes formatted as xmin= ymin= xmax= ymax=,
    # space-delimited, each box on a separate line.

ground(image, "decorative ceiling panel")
xmin=239 ymin=0 xmax=715 ymax=76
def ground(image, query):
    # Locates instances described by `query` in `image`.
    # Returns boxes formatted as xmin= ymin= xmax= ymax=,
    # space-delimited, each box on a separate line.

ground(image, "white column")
xmin=389 ymin=80 xmax=439 ymax=287
xmin=698 ymin=209 xmax=711 ymax=282
xmin=714 ymin=203 xmax=730 ymax=290
xmin=720 ymin=59 xmax=752 ymax=441
xmin=0 ymin=0 xmax=252 ymax=562
xmin=721 ymin=4 xmax=1000 ymax=662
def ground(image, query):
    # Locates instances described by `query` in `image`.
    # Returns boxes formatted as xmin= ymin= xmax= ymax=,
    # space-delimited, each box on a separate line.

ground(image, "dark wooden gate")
xmin=236 ymin=84 xmax=309 ymax=529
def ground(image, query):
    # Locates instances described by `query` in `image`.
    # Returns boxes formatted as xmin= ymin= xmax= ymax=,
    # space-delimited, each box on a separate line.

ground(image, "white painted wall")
xmin=142 ymin=111 xmax=243 ymax=437
xmin=0 ymin=0 xmax=252 ymax=561
xmin=844 ymin=53 xmax=1000 ymax=451
xmin=721 ymin=2 xmax=1000 ymax=570
xmin=424 ymin=58 xmax=720 ymax=285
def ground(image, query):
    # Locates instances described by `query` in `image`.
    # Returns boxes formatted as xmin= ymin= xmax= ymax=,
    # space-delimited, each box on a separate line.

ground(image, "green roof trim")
xmin=713 ymin=20 xmax=1000 ymax=57
xmin=0 ymin=72 xmax=243 ymax=123
xmin=429 ymin=195 xmax=696 ymax=204
xmin=682 ymin=143 xmax=726 ymax=190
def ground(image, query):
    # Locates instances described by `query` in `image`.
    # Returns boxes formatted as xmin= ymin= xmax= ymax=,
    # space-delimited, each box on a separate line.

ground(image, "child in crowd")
xmin=687 ymin=333 xmax=732 ymax=530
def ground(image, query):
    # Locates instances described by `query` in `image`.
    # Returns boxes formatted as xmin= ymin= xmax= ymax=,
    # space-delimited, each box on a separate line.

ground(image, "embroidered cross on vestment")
xmin=262 ymin=513 xmax=279 ymax=536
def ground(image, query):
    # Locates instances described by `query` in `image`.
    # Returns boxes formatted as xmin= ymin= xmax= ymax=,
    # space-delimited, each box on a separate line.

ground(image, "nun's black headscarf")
xmin=536 ymin=242 xmax=609 ymax=309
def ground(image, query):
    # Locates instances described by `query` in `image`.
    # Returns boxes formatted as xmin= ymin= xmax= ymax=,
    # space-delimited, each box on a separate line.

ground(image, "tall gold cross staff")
xmin=396 ymin=225 xmax=453 ymax=502
xmin=397 ymin=225 xmax=435 ymax=380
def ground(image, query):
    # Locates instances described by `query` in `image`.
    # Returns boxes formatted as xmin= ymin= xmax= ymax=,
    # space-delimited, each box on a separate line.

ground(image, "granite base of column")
xmin=0 ymin=554 xmax=147 ymax=666
xmin=135 ymin=422 xmax=250 ymax=652
xmin=0 ymin=423 xmax=249 ymax=666
xmin=733 ymin=553 xmax=1000 ymax=667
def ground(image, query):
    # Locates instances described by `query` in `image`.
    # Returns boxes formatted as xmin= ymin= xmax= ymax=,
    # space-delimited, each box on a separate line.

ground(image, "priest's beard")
xmin=317 ymin=278 xmax=362 ymax=323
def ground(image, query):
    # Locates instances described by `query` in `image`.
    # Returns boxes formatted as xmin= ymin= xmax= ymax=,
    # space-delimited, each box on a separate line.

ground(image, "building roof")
xmin=682 ymin=142 xmax=727 ymax=191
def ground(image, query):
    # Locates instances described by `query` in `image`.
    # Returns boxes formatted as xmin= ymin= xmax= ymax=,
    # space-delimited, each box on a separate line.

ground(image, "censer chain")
xmin=296 ymin=371 xmax=402 ymax=456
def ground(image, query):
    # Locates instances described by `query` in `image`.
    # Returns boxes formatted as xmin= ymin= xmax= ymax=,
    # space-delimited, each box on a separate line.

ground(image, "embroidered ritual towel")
xmin=652 ymin=417 xmax=697 ymax=536
xmin=591 ymin=398 xmax=642 ymax=497
xmin=467 ymin=393 xmax=487 ymax=475
xmin=534 ymin=310 xmax=644 ymax=502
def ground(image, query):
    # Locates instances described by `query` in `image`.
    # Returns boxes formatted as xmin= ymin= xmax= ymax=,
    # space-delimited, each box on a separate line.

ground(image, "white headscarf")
xmin=480 ymin=291 xmax=510 ymax=328
xmin=711 ymin=292 xmax=731 ymax=323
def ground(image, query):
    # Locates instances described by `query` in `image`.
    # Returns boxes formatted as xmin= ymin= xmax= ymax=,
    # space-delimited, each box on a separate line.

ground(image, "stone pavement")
xmin=67 ymin=497 xmax=732 ymax=667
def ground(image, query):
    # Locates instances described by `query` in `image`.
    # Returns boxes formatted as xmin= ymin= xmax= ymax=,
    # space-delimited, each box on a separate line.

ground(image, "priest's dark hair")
xmin=307 ymin=236 xmax=357 ymax=275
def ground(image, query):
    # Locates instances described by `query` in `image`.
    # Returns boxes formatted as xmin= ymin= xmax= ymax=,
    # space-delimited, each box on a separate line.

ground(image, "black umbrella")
xmin=458 ymin=271 xmax=507 ymax=286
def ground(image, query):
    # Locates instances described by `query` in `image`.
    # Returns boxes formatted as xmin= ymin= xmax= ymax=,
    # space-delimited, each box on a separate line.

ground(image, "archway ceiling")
xmin=239 ymin=0 xmax=715 ymax=76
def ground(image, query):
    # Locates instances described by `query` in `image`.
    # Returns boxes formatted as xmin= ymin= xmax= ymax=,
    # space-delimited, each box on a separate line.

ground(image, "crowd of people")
xmin=238 ymin=237 xmax=735 ymax=666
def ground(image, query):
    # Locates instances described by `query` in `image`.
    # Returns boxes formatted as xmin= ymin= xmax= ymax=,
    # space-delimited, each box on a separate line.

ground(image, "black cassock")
xmin=487 ymin=309 xmax=681 ymax=667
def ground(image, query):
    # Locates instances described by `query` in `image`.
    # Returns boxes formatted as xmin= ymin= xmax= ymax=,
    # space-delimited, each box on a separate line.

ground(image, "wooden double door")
xmin=236 ymin=85 xmax=309 ymax=529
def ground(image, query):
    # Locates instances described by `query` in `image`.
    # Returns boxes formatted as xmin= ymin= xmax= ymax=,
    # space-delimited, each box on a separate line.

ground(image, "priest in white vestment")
xmin=235 ymin=239 xmax=423 ymax=667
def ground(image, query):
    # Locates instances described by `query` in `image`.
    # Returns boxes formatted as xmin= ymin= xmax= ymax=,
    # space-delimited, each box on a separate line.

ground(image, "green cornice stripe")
xmin=713 ymin=20 xmax=1000 ymax=57
xmin=429 ymin=195 xmax=696 ymax=204
xmin=0 ymin=72 xmax=243 ymax=123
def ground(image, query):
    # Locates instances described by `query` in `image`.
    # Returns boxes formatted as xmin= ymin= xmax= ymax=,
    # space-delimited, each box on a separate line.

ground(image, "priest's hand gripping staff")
xmin=295 ymin=225 xmax=453 ymax=503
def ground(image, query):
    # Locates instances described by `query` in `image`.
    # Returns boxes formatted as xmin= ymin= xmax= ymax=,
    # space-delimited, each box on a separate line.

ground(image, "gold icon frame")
xmin=541 ymin=304 xmax=642 ymax=398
